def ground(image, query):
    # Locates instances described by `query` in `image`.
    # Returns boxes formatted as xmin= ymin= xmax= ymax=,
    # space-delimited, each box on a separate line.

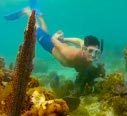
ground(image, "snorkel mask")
xmin=85 ymin=45 xmax=101 ymax=61
xmin=83 ymin=36 xmax=103 ymax=61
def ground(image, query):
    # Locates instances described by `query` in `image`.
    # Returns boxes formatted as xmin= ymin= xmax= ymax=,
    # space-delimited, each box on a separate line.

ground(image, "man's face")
xmin=83 ymin=45 xmax=101 ymax=61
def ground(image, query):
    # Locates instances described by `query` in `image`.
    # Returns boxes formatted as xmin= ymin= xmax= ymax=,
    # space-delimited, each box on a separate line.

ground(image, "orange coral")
xmin=21 ymin=87 xmax=55 ymax=114
xmin=40 ymin=99 xmax=69 ymax=116
xmin=22 ymin=87 xmax=69 ymax=116
xmin=6 ymin=10 xmax=36 ymax=116
xmin=23 ymin=99 xmax=69 ymax=116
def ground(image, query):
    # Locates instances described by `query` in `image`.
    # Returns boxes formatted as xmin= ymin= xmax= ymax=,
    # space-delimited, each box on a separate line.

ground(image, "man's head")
xmin=84 ymin=35 xmax=100 ymax=48
xmin=83 ymin=35 xmax=103 ymax=61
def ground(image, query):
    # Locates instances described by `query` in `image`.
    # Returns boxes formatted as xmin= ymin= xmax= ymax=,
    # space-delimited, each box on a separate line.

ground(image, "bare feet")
xmin=24 ymin=7 xmax=32 ymax=16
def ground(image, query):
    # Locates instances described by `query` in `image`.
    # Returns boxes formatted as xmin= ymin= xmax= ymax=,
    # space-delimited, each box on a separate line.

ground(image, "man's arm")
xmin=52 ymin=31 xmax=65 ymax=50
xmin=64 ymin=38 xmax=84 ymax=47
xmin=52 ymin=31 xmax=84 ymax=50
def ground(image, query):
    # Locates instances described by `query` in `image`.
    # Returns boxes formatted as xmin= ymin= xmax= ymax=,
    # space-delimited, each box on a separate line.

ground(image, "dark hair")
xmin=84 ymin=35 xmax=100 ymax=48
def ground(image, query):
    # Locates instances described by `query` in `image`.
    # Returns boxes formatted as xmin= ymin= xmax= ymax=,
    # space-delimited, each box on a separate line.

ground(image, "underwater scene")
xmin=0 ymin=0 xmax=127 ymax=116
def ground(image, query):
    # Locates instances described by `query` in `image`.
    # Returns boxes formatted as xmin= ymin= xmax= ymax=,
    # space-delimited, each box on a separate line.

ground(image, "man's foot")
xmin=24 ymin=7 xmax=32 ymax=16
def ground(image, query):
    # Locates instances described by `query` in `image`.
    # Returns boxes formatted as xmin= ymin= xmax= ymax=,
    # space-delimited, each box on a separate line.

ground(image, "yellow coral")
xmin=27 ymin=77 xmax=39 ymax=88
xmin=31 ymin=90 xmax=52 ymax=109
xmin=22 ymin=87 xmax=69 ymax=116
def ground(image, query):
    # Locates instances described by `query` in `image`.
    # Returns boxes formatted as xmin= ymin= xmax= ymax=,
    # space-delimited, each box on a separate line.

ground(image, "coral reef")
xmin=101 ymin=72 xmax=124 ymax=97
xmin=0 ymin=83 xmax=12 ymax=113
xmin=1 ymin=9 xmax=127 ymax=116
xmin=58 ymin=80 xmax=74 ymax=97
xmin=0 ymin=69 xmax=4 ymax=84
xmin=98 ymin=72 xmax=127 ymax=116
xmin=69 ymin=72 xmax=127 ymax=116
xmin=70 ymin=96 xmax=101 ymax=116
xmin=112 ymin=95 xmax=127 ymax=116
xmin=0 ymin=58 xmax=11 ymax=87
xmin=1 ymin=54 xmax=127 ymax=116
xmin=0 ymin=57 xmax=5 ymax=69
xmin=27 ymin=77 xmax=39 ymax=88
xmin=6 ymin=10 xmax=36 ymax=116
xmin=27 ymin=87 xmax=55 ymax=101
xmin=23 ymin=99 xmax=69 ymax=116
xmin=74 ymin=63 xmax=105 ymax=97
xmin=23 ymin=87 xmax=69 ymax=116
xmin=62 ymin=96 xmax=80 ymax=112
xmin=46 ymin=71 xmax=78 ymax=98
xmin=124 ymin=47 xmax=127 ymax=71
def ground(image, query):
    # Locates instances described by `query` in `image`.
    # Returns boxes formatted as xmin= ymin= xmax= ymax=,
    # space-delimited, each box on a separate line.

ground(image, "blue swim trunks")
xmin=36 ymin=27 xmax=54 ymax=53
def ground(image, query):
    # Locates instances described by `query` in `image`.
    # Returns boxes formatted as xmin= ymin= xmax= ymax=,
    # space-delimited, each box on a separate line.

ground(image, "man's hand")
xmin=53 ymin=30 xmax=64 ymax=41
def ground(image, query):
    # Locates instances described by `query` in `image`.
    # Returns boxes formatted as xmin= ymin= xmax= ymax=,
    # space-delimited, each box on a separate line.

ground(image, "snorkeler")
xmin=27 ymin=8 xmax=103 ymax=68
xmin=4 ymin=4 xmax=103 ymax=67
xmin=4 ymin=0 xmax=104 ymax=96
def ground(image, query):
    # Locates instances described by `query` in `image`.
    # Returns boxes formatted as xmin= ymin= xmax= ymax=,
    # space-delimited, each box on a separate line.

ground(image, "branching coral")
xmin=6 ymin=10 xmax=36 ymax=116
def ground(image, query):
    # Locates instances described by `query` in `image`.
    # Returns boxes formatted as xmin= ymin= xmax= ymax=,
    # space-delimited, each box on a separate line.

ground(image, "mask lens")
xmin=86 ymin=47 xmax=101 ymax=60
